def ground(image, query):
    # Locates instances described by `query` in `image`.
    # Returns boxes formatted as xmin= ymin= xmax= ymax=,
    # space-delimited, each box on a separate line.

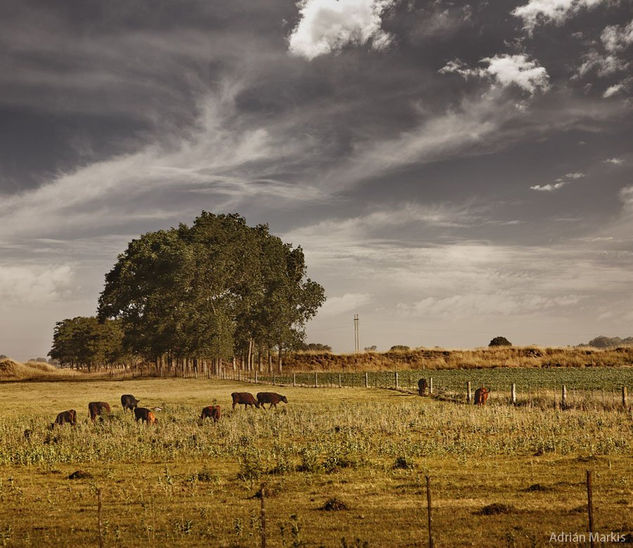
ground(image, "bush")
xmin=489 ymin=337 xmax=512 ymax=347
xmin=389 ymin=345 xmax=410 ymax=352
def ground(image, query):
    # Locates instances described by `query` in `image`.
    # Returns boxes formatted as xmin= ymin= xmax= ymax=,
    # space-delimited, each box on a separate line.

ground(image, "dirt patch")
xmin=321 ymin=497 xmax=349 ymax=511
xmin=68 ymin=470 xmax=93 ymax=480
xmin=477 ymin=503 xmax=516 ymax=515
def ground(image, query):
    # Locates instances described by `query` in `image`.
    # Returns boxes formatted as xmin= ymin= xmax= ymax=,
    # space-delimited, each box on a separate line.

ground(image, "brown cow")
xmin=256 ymin=392 xmax=288 ymax=409
xmin=200 ymin=405 xmax=221 ymax=422
xmin=134 ymin=407 xmax=157 ymax=424
xmin=231 ymin=392 xmax=260 ymax=409
xmin=474 ymin=387 xmax=490 ymax=406
xmin=88 ymin=401 xmax=111 ymax=422
xmin=51 ymin=409 xmax=77 ymax=428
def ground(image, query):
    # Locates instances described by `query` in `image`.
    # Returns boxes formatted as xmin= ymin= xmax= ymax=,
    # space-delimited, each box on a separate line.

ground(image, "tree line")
xmin=50 ymin=213 xmax=325 ymax=374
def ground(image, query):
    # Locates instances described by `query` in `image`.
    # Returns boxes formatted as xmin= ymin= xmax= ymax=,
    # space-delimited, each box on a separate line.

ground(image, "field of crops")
xmin=0 ymin=376 xmax=631 ymax=546
xmin=254 ymin=365 xmax=633 ymax=394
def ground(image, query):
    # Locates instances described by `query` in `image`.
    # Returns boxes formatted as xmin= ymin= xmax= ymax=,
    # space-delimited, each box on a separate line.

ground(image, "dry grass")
xmin=0 ymin=378 xmax=631 ymax=546
xmin=283 ymin=345 xmax=633 ymax=371
xmin=0 ymin=359 xmax=79 ymax=381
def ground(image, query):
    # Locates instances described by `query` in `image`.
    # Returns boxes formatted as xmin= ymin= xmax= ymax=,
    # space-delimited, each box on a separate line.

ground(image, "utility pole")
xmin=353 ymin=313 xmax=360 ymax=353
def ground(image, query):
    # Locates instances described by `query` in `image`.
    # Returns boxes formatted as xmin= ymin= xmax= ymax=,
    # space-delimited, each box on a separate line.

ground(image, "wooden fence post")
xmin=255 ymin=371 xmax=258 ymax=384
xmin=314 ymin=372 xmax=318 ymax=388
xmin=395 ymin=371 xmax=399 ymax=390
xmin=260 ymin=484 xmax=267 ymax=548
xmin=429 ymin=378 xmax=433 ymax=395
xmin=466 ymin=381 xmax=472 ymax=404
xmin=561 ymin=385 xmax=567 ymax=408
xmin=511 ymin=383 xmax=517 ymax=405
xmin=586 ymin=470 xmax=595 ymax=548
xmin=622 ymin=386 xmax=628 ymax=408
xmin=425 ymin=475 xmax=433 ymax=548
xmin=97 ymin=488 xmax=104 ymax=548
xmin=338 ymin=373 xmax=342 ymax=388
xmin=365 ymin=372 xmax=369 ymax=388
xmin=293 ymin=373 xmax=296 ymax=387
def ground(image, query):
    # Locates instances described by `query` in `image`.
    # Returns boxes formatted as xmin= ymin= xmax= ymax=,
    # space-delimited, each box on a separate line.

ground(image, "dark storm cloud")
xmin=1 ymin=0 xmax=633 ymax=358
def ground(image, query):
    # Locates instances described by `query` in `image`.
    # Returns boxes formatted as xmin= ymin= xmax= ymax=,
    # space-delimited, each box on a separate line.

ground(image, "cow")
xmin=51 ymin=409 xmax=77 ymax=429
xmin=88 ymin=401 xmax=111 ymax=422
xmin=200 ymin=405 xmax=221 ymax=422
xmin=121 ymin=394 xmax=140 ymax=412
xmin=134 ymin=407 xmax=157 ymax=424
xmin=256 ymin=392 xmax=288 ymax=409
xmin=474 ymin=387 xmax=490 ymax=406
xmin=418 ymin=378 xmax=428 ymax=396
xmin=231 ymin=392 xmax=260 ymax=409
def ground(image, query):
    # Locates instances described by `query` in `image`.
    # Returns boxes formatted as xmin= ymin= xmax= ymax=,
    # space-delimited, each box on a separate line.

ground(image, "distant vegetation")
xmin=296 ymin=343 xmax=332 ymax=352
xmin=389 ymin=345 xmax=410 ymax=352
xmin=489 ymin=336 xmax=512 ymax=347
xmin=50 ymin=213 xmax=325 ymax=373
xmin=583 ymin=335 xmax=633 ymax=348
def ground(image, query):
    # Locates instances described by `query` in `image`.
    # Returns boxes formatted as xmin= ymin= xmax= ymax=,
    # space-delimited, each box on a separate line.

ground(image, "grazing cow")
xmin=474 ymin=387 xmax=490 ymax=406
xmin=51 ymin=409 xmax=77 ymax=428
xmin=256 ymin=392 xmax=288 ymax=409
xmin=231 ymin=392 xmax=260 ymax=409
xmin=121 ymin=394 xmax=140 ymax=412
xmin=88 ymin=401 xmax=111 ymax=422
xmin=200 ymin=405 xmax=221 ymax=422
xmin=134 ymin=407 xmax=157 ymax=424
xmin=418 ymin=378 xmax=428 ymax=396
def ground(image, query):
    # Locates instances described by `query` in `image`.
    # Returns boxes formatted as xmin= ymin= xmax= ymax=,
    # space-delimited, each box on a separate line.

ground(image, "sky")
xmin=1 ymin=0 xmax=633 ymax=360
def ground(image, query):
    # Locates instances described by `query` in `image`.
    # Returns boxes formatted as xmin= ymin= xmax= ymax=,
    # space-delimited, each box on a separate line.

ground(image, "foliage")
xmin=48 ymin=317 xmax=127 ymax=370
xmin=363 ymin=346 xmax=377 ymax=352
xmin=389 ymin=345 xmax=410 ymax=352
xmin=489 ymin=336 xmax=512 ymax=347
xmin=97 ymin=212 xmax=325 ymax=366
xmin=297 ymin=343 xmax=332 ymax=352
xmin=585 ymin=335 xmax=633 ymax=348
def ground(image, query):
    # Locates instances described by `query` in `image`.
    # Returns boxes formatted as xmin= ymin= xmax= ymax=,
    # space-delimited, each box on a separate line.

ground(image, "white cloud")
xmin=604 ymin=157 xmax=623 ymax=164
xmin=0 ymin=83 xmax=322 ymax=243
xmin=530 ymin=171 xmax=585 ymax=191
xmin=318 ymin=293 xmax=371 ymax=317
xmin=530 ymin=182 xmax=567 ymax=191
xmin=288 ymin=0 xmax=395 ymax=60
xmin=512 ymin=0 xmax=605 ymax=32
xmin=578 ymin=51 xmax=628 ymax=77
xmin=440 ymin=54 xmax=549 ymax=95
xmin=601 ymin=20 xmax=633 ymax=53
xmin=397 ymin=292 xmax=581 ymax=318
xmin=603 ymin=84 xmax=624 ymax=98
xmin=564 ymin=172 xmax=585 ymax=179
xmin=0 ymin=265 xmax=74 ymax=304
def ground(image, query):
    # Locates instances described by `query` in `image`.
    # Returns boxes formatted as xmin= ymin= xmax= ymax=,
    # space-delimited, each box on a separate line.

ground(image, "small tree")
xmin=389 ymin=345 xmax=410 ymax=352
xmin=364 ymin=345 xmax=377 ymax=352
xmin=489 ymin=336 xmax=512 ymax=347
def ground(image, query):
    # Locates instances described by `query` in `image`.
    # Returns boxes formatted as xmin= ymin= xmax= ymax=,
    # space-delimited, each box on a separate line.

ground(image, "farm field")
xmin=0 ymin=377 xmax=631 ymax=547
xmin=259 ymin=366 xmax=633 ymax=393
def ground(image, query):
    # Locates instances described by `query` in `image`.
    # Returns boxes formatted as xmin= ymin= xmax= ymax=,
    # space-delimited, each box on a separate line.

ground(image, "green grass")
xmin=259 ymin=366 xmax=633 ymax=392
xmin=0 ymin=378 xmax=631 ymax=546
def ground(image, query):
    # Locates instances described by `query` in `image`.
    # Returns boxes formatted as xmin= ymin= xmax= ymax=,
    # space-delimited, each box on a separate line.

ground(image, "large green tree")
xmin=97 ymin=212 xmax=325 ymax=372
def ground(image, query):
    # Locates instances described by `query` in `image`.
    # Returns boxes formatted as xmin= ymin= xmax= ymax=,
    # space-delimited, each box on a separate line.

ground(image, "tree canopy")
xmin=489 ymin=336 xmax=512 ymax=347
xmin=97 ymin=212 xmax=325 ymax=371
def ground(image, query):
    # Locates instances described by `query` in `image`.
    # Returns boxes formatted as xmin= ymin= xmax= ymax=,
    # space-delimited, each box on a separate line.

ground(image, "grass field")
xmin=0 ymin=378 xmax=631 ymax=546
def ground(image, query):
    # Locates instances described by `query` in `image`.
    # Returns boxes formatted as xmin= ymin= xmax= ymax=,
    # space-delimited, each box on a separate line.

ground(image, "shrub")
xmin=489 ymin=337 xmax=512 ymax=347
xmin=389 ymin=345 xmax=410 ymax=352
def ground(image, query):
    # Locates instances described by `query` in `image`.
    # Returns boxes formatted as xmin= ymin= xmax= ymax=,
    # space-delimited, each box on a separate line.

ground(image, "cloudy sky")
xmin=1 ymin=0 xmax=633 ymax=359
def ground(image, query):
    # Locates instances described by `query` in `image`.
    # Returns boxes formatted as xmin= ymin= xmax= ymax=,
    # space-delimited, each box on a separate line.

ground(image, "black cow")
xmin=121 ymin=394 xmax=140 ymax=412
xmin=51 ymin=409 xmax=77 ymax=429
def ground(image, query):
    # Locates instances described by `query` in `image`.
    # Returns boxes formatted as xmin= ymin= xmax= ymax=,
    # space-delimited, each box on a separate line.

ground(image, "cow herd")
xmin=49 ymin=391 xmax=289 ymax=429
